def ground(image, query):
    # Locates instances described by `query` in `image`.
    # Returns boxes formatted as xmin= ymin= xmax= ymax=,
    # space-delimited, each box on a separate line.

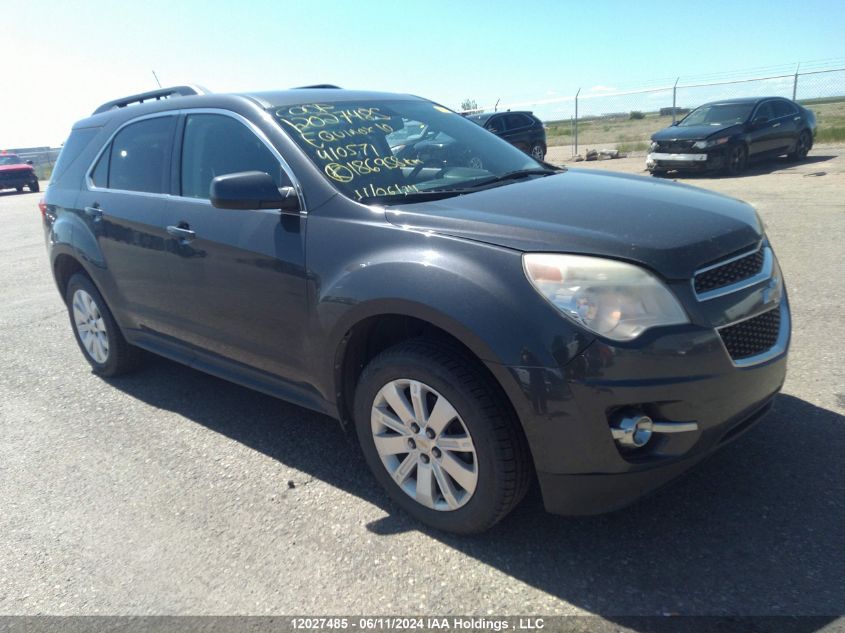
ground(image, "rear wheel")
xmin=15 ymin=186 xmax=23 ymax=193
xmin=530 ymin=143 xmax=546 ymax=161
xmin=65 ymin=273 xmax=141 ymax=376
xmin=725 ymin=144 xmax=747 ymax=176
xmin=29 ymin=179 xmax=40 ymax=193
xmin=788 ymin=130 xmax=811 ymax=161
xmin=354 ymin=339 xmax=531 ymax=534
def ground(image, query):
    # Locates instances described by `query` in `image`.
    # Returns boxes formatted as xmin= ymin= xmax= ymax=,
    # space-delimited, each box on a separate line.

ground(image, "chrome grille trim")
xmin=692 ymin=244 xmax=772 ymax=301
xmin=716 ymin=301 xmax=790 ymax=368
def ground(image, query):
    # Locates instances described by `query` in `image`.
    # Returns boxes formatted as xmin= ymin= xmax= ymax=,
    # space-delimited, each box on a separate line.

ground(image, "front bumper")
xmin=646 ymin=150 xmax=725 ymax=172
xmin=495 ymin=292 xmax=790 ymax=515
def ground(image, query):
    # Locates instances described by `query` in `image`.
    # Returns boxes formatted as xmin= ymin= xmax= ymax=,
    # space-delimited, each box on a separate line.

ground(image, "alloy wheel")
xmin=370 ymin=379 xmax=478 ymax=511
xmin=531 ymin=145 xmax=545 ymax=160
xmin=72 ymin=289 xmax=109 ymax=364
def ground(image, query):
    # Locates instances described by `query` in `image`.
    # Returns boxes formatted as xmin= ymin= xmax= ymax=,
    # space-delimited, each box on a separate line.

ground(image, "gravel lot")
xmin=0 ymin=149 xmax=843 ymax=621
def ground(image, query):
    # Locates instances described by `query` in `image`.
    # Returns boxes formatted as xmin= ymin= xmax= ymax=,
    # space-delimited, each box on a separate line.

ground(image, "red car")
xmin=0 ymin=152 xmax=40 ymax=193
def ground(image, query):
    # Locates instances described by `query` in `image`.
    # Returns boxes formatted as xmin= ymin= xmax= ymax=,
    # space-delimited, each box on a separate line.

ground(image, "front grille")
xmin=719 ymin=308 xmax=781 ymax=361
xmin=656 ymin=140 xmax=695 ymax=153
xmin=694 ymin=248 xmax=765 ymax=295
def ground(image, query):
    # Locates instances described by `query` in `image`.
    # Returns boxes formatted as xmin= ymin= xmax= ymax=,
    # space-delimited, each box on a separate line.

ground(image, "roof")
xmin=76 ymin=86 xmax=429 ymax=128
xmin=467 ymin=111 xmax=533 ymax=122
xmin=245 ymin=89 xmax=425 ymax=109
xmin=699 ymin=96 xmax=787 ymax=105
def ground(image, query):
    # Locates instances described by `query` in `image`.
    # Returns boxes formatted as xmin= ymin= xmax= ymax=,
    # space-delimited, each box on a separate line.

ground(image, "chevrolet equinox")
xmin=42 ymin=85 xmax=790 ymax=534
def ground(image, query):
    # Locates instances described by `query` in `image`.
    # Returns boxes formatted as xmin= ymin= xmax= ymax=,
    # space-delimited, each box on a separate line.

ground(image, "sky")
xmin=3 ymin=0 xmax=844 ymax=148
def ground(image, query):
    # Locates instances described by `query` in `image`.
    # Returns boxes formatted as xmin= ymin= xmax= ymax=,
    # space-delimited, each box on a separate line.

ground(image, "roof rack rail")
xmin=92 ymin=85 xmax=210 ymax=115
xmin=293 ymin=84 xmax=342 ymax=89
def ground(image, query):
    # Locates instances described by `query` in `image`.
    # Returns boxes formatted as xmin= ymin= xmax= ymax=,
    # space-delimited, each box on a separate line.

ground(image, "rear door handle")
xmin=772 ymin=122 xmax=781 ymax=128
xmin=84 ymin=206 xmax=103 ymax=220
xmin=166 ymin=225 xmax=196 ymax=241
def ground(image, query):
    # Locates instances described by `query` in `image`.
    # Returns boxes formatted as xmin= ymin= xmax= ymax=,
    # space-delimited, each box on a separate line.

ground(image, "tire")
xmin=530 ymin=143 xmax=546 ymax=161
xmin=788 ymin=130 xmax=811 ymax=161
xmin=724 ymin=144 xmax=747 ymax=176
xmin=29 ymin=180 xmax=40 ymax=193
xmin=15 ymin=186 xmax=24 ymax=193
xmin=65 ymin=272 xmax=141 ymax=376
xmin=354 ymin=339 xmax=531 ymax=534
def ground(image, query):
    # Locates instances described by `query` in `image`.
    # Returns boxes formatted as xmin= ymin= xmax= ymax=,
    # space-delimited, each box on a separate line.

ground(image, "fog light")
xmin=611 ymin=413 xmax=654 ymax=448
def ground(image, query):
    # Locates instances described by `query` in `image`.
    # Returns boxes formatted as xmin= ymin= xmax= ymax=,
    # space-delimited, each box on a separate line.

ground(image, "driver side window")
xmin=180 ymin=113 xmax=290 ymax=199
xmin=754 ymin=102 xmax=775 ymax=123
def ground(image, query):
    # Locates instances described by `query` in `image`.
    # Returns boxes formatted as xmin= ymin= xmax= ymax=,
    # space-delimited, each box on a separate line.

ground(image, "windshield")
xmin=678 ymin=103 xmax=754 ymax=127
xmin=0 ymin=155 xmax=23 ymax=166
xmin=272 ymin=99 xmax=541 ymax=204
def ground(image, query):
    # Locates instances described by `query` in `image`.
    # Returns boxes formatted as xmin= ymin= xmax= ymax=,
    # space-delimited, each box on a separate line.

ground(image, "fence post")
xmin=672 ymin=77 xmax=679 ymax=124
xmin=792 ymin=63 xmax=800 ymax=101
xmin=574 ymin=88 xmax=580 ymax=157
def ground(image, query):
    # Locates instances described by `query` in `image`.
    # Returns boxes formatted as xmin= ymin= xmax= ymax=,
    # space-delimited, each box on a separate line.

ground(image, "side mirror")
xmin=670 ymin=121 xmax=679 ymax=126
xmin=210 ymin=171 xmax=300 ymax=214
xmin=25 ymin=160 xmax=34 ymax=165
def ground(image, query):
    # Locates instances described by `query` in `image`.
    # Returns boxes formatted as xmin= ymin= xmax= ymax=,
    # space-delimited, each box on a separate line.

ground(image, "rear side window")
xmin=90 ymin=146 xmax=110 ymax=187
xmin=108 ymin=116 xmax=176 ymax=193
xmin=772 ymin=101 xmax=797 ymax=118
xmin=50 ymin=128 xmax=100 ymax=184
xmin=504 ymin=114 xmax=530 ymax=130
xmin=180 ymin=113 xmax=288 ymax=199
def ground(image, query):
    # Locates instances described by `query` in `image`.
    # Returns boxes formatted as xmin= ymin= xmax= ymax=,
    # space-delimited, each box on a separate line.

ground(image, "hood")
xmin=651 ymin=123 xmax=743 ymax=141
xmin=384 ymin=170 xmax=762 ymax=280
xmin=0 ymin=163 xmax=34 ymax=172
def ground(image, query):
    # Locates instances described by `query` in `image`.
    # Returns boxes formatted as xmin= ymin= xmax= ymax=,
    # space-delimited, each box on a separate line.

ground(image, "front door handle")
xmin=772 ymin=122 xmax=781 ymax=128
xmin=166 ymin=225 xmax=196 ymax=241
xmin=84 ymin=205 xmax=103 ymax=220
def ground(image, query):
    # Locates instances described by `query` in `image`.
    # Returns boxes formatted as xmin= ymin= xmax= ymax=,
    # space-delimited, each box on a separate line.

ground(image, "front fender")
xmin=308 ymin=223 xmax=592 ymax=401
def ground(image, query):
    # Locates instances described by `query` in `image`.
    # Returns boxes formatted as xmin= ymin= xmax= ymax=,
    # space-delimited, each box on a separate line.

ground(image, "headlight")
xmin=692 ymin=137 xmax=729 ymax=150
xmin=649 ymin=141 xmax=659 ymax=152
xmin=523 ymin=254 xmax=688 ymax=341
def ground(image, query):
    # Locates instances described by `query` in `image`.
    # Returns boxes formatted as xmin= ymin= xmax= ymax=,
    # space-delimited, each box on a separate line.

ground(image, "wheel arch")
xmin=330 ymin=302 xmax=518 ymax=429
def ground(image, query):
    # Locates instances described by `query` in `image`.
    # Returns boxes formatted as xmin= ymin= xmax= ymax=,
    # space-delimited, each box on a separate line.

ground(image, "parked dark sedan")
xmin=647 ymin=97 xmax=816 ymax=176
xmin=467 ymin=111 xmax=547 ymax=160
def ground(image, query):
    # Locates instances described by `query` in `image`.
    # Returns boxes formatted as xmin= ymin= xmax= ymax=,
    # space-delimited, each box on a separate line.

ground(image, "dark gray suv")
xmin=42 ymin=85 xmax=789 ymax=534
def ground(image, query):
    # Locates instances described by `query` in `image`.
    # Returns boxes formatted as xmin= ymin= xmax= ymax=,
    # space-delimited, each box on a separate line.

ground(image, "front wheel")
xmin=530 ymin=143 xmax=546 ymax=161
xmin=65 ymin=273 xmax=141 ymax=376
xmin=724 ymin=144 xmax=747 ymax=176
xmin=354 ymin=339 xmax=531 ymax=534
xmin=29 ymin=179 xmax=40 ymax=193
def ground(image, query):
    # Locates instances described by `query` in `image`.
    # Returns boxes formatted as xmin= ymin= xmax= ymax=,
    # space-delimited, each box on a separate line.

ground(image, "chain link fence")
xmin=462 ymin=68 xmax=845 ymax=158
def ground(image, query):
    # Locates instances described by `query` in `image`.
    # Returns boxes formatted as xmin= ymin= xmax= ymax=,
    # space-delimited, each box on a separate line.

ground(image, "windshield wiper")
xmin=461 ymin=168 xmax=559 ymax=190
xmin=359 ymin=188 xmax=476 ymax=206
xmin=359 ymin=168 xmax=561 ymax=206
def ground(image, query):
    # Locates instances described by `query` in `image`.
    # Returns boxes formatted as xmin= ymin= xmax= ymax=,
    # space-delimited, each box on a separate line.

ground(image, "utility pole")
xmin=792 ymin=63 xmax=800 ymax=101
xmin=672 ymin=77 xmax=680 ymax=125
xmin=152 ymin=70 xmax=162 ymax=88
xmin=574 ymin=88 xmax=581 ymax=156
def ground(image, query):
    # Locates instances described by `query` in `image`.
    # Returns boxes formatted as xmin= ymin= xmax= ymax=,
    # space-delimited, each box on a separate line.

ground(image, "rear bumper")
xmin=495 ymin=295 xmax=790 ymax=515
xmin=0 ymin=172 xmax=37 ymax=189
